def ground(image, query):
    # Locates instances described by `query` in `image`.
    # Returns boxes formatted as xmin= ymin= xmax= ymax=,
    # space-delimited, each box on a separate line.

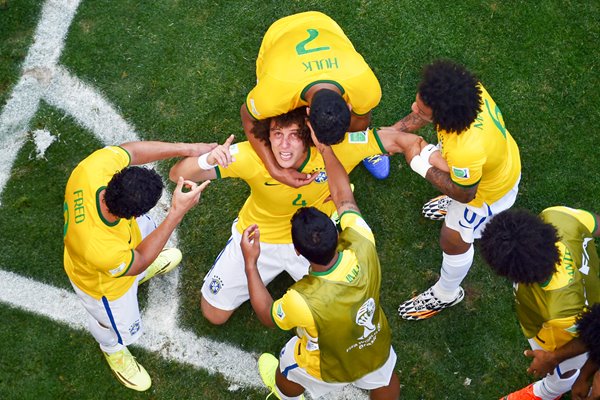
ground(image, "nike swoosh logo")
xmin=264 ymin=182 xmax=281 ymax=186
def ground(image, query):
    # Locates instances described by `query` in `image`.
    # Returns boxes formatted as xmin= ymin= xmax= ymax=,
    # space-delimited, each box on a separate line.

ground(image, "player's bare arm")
xmin=240 ymin=224 xmax=276 ymax=328
xmin=592 ymin=213 xmax=600 ymax=237
xmin=120 ymin=141 xmax=217 ymax=166
xmin=572 ymin=359 xmax=599 ymax=400
xmin=390 ymin=111 xmax=430 ymax=133
xmin=126 ymin=179 xmax=210 ymax=276
xmin=377 ymin=126 xmax=423 ymax=159
xmin=525 ymin=337 xmax=588 ymax=378
xmin=169 ymin=135 xmax=235 ymax=183
xmin=425 ymin=167 xmax=477 ymax=204
xmin=241 ymin=104 xmax=314 ymax=188
xmin=309 ymin=122 xmax=358 ymax=215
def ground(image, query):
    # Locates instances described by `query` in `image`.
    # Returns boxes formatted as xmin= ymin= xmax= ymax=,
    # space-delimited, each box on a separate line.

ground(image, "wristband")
xmin=198 ymin=153 xmax=217 ymax=170
xmin=410 ymin=154 xmax=432 ymax=178
xmin=420 ymin=143 xmax=439 ymax=163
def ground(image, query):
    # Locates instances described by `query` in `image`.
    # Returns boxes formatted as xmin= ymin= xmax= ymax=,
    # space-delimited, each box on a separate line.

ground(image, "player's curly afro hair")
xmin=251 ymin=107 xmax=312 ymax=149
xmin=291 ymin=207 xmax=338 ymax=266
xmin=308 ymin=89 xmax=350 ymax=145
xmin=479 ymin=209 xmax=560 ymax=284
xmin=577 ymin=303 xmax=600 ymax=365
xmin=418 ymin=59 xmax=482 ymax=134
xmin=104 ymin=166 xmax=164 ymax=219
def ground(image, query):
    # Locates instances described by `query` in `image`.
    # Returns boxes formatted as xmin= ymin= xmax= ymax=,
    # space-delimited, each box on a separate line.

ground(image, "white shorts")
xmin=70 ymin=214 xmax=155 ymax=353
xmin=71 ymin=275 xmax=145 ymax=353
xmin=201 ymin=220 xmax=310 ymax=311
xmin=444 ymin=176 xmax=520 ymax=243
xmin=279 ymin=336 xmax=397 ymax=398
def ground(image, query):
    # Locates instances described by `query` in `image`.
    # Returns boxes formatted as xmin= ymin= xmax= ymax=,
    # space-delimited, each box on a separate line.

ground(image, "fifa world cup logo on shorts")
xmin=356 ymin=298 xmax=376 ymax=339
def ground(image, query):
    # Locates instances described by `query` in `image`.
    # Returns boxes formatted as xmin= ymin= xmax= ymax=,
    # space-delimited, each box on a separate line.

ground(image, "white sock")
xmin=432 ymin=245 xmax=474 ymax=301
xmin=533 ymin=368 xmax=580 ymax=399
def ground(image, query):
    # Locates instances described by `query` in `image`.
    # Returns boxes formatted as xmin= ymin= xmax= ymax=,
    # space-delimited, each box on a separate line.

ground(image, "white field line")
xmin=0 ymin=0 xmax=368 ymax=398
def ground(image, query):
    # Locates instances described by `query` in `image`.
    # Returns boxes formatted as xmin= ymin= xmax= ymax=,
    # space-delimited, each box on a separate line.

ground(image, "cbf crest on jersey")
xmin=209 ymin=276 xmax=223 ymax=294
xmin=314 ymin=171 xmax=328 ymax=183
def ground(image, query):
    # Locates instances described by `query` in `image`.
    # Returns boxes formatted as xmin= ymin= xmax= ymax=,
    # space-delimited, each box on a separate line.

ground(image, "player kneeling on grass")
xmin=63 ymin=140 xmax=214 ymax=391
xmin=239 ymin=126 xmax=400 ymax=400
xmin=478 ymin=207 xmax=600 ymax=400
xmin=170 ymin=107 xmax=421 ymax=326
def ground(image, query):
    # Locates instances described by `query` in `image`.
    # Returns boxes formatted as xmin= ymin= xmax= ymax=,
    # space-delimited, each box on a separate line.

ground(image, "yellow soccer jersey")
xmin=515 ymin=206 xmax=600 ymax=351
xmin=437 ymin=85 xmax=521 ymax=208
xmin=270 ymin=212 xmax=375 ymax=379
xmin=216 ymin=129 xmax=385 ymax=243
xmin=63 ymin=146 xmax=142 ymax=301
xmin=246 ymin=11 xmax=381 ymax=120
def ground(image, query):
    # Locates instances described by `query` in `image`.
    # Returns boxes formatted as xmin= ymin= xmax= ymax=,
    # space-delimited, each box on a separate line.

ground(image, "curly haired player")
xmin=479 ymin=207 xmax=600 ymax=399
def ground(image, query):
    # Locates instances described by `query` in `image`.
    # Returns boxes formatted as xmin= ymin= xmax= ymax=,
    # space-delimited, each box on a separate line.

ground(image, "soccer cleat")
xmin=398 ymin=286 xmax=465 ymax=320
xmin=499 ymin=384 xmax=561 ymax=400
xmin=103 ymin=347 xmax=151 ymax=391
xmin=139 ymin=248 xmax=182 ymax=285
xmin=258 ymin=353 xmax=305 ymax=400
xmin=362 ymin=155 xmax=390 ymax=180
xmin=259 ymin=353 xmax=281 ymax=399
xmin=422 ymin=195 xmax=453 ymax=221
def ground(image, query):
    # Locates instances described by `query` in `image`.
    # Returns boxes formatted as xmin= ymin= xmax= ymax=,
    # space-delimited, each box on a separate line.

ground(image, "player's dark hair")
xmin=577 ymin=303 xmax=600 ymax=365
xmin=479 ymin=209 xmax=560 ymax=284
xmin=105 ymin=166 xmax=164 ymax=219
xmin=250 ymin=107 xmax=312 ymax=148
xmin=418 ymin=59 xmax=482 ymax=134
xmin=291 ymin=207 xmax=338 ymax=266
xmin=308 ymin=89 xmax=350 ymax=145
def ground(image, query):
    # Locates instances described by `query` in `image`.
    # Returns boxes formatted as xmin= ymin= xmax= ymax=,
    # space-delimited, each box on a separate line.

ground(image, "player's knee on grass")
xmin=200 ymin=295 xmax=234 ymax=325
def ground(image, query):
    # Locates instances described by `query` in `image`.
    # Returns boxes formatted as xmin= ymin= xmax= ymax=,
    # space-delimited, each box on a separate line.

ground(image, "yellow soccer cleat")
xmin=103 ymin=347 xmax=151 ymax=391
xmin=139 ymin=248 xmax=182 ymax=285
xmin=258 ymin=353 xmax=304 ymax=400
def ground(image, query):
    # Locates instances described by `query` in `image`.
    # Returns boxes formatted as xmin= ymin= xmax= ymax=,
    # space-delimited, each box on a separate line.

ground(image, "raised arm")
xmin=240 ymin=224 xmax=275 ymax=327
xmin=309 ymin=123 xmax=358 ymax=215
xmin=125 ymin=178 xmax=210 ymax=276
xmin=240 ymin=104 xmax=314 ymax=188
xmin=120 ymin=141 xmax=216 ymax=166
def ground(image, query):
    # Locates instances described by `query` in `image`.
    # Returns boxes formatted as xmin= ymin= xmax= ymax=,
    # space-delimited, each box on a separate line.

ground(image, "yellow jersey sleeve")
xmin=272 ymin=289 xmax=316 ymax=332
xmin=534 ymin=315 xmax=579 ymax=351
xmin=439 ymin=132 xmax=485 ymax=187
xmin=339 ymin=211 xmax=374 ymax=245
xmin=544 ymin=206 xmax=597 ymax=234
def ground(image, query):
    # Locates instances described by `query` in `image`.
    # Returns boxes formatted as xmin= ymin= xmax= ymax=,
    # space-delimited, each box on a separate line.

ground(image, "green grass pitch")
xmin=1 ymin=1 xmax=599 ymax=399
